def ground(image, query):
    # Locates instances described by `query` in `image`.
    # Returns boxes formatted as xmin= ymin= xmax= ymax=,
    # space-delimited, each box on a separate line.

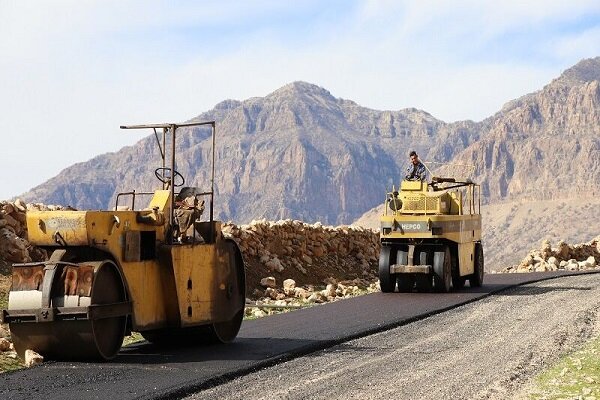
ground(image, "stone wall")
xmin=0 ymin=200 xmax=66 ymax=265
xmin=222 ymin=219 xmax=381 ymax=305
xmin=502 ymin=237 xmax=600 ymax=273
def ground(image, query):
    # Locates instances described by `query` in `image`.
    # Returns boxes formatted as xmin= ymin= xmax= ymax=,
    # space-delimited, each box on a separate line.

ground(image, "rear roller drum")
xmin=205 ymin=239 xmax=246 ymax=343
xmin=9 ymin=259 xmax=128 ymax=360
xmin=142 ymin=240 xmax=246 ymax=346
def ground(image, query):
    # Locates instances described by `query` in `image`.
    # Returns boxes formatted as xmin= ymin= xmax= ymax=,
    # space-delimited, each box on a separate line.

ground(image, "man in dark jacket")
xmin=405 ymin=150 xmax=427 ymax=181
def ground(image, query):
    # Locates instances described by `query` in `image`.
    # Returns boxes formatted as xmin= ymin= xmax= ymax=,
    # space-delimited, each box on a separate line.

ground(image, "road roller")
xmin=378 ymin=171 xmax=483 ymax=293
xmin=1 ymin=121 xmax=246 ymax=360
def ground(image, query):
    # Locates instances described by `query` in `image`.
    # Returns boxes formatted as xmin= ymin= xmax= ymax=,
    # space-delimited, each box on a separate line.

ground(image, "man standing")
xmin=405 ymin=150 xmax=428 ymax=181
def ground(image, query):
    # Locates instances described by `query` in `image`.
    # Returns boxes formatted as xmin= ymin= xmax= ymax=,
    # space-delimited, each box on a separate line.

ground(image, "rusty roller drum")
xmin=7 ymin=259 xmax=129 ymax=360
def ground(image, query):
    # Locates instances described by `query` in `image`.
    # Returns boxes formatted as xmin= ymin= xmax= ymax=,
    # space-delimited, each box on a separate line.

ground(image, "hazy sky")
xmin=1 ymin=0 xmax=599 ymax=200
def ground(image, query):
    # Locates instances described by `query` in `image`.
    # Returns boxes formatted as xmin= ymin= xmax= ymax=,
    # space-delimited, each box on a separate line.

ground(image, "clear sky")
xmin=1 ymin=0 xmax=599 ymax=200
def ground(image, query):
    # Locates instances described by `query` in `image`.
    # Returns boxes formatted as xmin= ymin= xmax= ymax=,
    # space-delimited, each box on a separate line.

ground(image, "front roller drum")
xmin=7 ymin=259 xmax=129 ymax=360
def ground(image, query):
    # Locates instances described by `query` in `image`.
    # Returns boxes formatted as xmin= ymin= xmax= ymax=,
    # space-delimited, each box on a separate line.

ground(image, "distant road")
xmin=0 ymin=271 xmax=597 ymax=400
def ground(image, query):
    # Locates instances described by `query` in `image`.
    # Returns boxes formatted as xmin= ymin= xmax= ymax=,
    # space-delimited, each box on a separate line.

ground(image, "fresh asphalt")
xmin=0 ymin=270 xmax=597 ymax=400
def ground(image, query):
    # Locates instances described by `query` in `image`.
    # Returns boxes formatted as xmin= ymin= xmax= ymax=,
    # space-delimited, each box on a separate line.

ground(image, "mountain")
xmin=21 ymin=82 xmax=479 ymax=224
xmin=19 ymin=58 xmax=600 ymax=228
xmin=452 ymin=57 xmax=600 ymax=202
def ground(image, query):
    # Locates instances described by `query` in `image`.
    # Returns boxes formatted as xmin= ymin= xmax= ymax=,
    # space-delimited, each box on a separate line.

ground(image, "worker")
xmin=405 ymin=150 xmax=427 ymax=181
xmin=174 ymin=195 xmax=205 ymax=243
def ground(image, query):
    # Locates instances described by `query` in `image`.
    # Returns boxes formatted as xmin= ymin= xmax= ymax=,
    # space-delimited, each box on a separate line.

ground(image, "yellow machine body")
xmin=21 ymin=191 xmax=242 ymax=331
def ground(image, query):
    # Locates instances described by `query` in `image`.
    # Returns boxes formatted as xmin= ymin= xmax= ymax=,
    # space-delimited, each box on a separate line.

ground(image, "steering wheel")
xmin=154 ymin=167 xmax=185 ymax=187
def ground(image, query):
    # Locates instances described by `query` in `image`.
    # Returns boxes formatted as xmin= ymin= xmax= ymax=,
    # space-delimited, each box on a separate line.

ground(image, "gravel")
xmin=186 ymin=274 xmax=600 ymax=400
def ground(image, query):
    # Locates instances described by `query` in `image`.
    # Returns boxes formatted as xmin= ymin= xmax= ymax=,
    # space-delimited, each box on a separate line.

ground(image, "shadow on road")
xmin=108 ymin=336 xmax=325 ymax=365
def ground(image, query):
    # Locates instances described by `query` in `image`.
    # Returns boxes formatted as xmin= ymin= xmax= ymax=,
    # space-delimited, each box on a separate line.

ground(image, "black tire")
xmin=470 ymin=242 xmax=484 ymax=287
xmin=450 ymin=246 xmax=466 ymax=289
xmin=433 ymin=247 xmax=452 ymax=293
xmin=414 ymin=274 xmax=432 ymax=292
xmin=397 ymin=274 xmax=415 ymax=292
xmin=379 ymin=246 xmax=396 ymax=293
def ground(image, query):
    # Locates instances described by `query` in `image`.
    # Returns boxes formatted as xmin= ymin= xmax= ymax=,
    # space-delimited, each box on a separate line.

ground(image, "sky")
xmin=1 ymin=0 xmax=600 ymax=200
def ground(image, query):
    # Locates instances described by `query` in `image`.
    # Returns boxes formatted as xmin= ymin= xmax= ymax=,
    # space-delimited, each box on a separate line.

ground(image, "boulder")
xmin=283 ymin=279 xmax=296 ymax=296
xmin=260 ymin=277 xmax=277 ymax=288
xmin=0 ymin=326 xmax=9 ymax=338
xmin=25 ymin=349 xmax=44 ymax=367
xmin=0 ymin=338 xmax=10 ymax=352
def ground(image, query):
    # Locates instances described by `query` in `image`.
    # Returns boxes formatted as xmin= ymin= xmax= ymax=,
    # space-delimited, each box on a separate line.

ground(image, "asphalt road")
xmin=0 ymin=271 xmax=596 ymax=400
xmin=190 ymin=274 xmax=600 ymax=399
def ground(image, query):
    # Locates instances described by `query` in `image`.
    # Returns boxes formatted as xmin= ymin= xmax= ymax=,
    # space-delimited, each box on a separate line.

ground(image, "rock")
xmin=301 ymin=254 xmax=313 ymax=265
xmin=559 ymin=260 xmax=568 ymax=268
xmin=25 ymin=349 xmax=44 ymax=367
xmin=265 ymin=257 xmax=284 ymax=272
xmin=534 ymin=263 xmax=547 ymax=272
xmin=557 ymin=240 xmax=570 ymax=259
xmin=587 ymin=256 xmax=597 ymax=267
xmin=283 ymin=279 xmax=296 ymax=296
xmin=293 ymin=287 xmax=309 ymax=299
xmin=547 ymin=256 xmax=558 ymax=266
xmin=579 ymin=261 xmax=592 ymax=269
xmin=13 ymin=199 xmax=27 ymax=212
xmin=0 ymin=326 xmax=9 ymax=338
xmin=324 ymin=283 xmax=337 ymax=297
xmin=260 ymin=276 xmax=277 ymax=288
xmin=264 ymin=287 xmax=279 ymax=300
xmin=0 ymin=338 xmax=10 ymax=352
xmin=252 ymin=309 xmax=267 ymax=318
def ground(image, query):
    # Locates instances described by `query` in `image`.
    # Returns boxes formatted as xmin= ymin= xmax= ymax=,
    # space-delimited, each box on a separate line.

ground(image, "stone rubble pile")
xmin=247 ymin=276 xmax=380 ymax=318
xmin=0 ymin=200 xmax=65 ymax=264
xmin=503 ymin=237 xmax=600 ymax=273
xmin=222 ymin=219 xmax=380 ymax=274
xmin=222 ymin=219 xmax=381 ymax=308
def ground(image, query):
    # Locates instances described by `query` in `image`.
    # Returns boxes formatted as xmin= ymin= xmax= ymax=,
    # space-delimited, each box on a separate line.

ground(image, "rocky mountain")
xmin=19 ymin=57 xmax=600 ymax=227
xmin=452 ymin=58 xmax=600 ymax=202
xmin=20 ymin=82 xmax=480 ymax=224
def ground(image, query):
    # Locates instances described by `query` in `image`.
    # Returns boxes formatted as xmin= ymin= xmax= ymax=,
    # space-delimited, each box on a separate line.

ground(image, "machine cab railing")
xmin=119 ymin=121 xmax=218 ymax=244
xmin=385 ymin=176 xmax=481 ymax=217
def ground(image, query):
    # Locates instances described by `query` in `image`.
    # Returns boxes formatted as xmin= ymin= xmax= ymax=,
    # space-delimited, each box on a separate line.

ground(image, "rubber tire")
xmin=397 ymin=274 xmax=415 ymax=292
xmin=433 ymin=247 xmax=452 ymax=293
xmin=379 ymin=246 xmax=396 ymax=293
xmin=450 ymin=246 xmax=466 ymax=289
xmin=414 ymin=274 xmax=432 ymax=292
xmin=470 ymin=242 xmax=484 ymax=287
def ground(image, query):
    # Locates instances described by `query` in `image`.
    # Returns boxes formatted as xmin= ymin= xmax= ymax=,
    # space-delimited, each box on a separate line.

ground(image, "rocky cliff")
xmin=452 ymin=58 xmax=600 ymax=202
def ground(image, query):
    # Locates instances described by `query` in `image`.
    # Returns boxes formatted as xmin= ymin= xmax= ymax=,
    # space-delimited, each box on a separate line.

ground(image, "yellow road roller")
xmin=1 ymin=121 xmax=245 ymax=360
xmin=379 ymin=171 xmax=483 ymax=293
